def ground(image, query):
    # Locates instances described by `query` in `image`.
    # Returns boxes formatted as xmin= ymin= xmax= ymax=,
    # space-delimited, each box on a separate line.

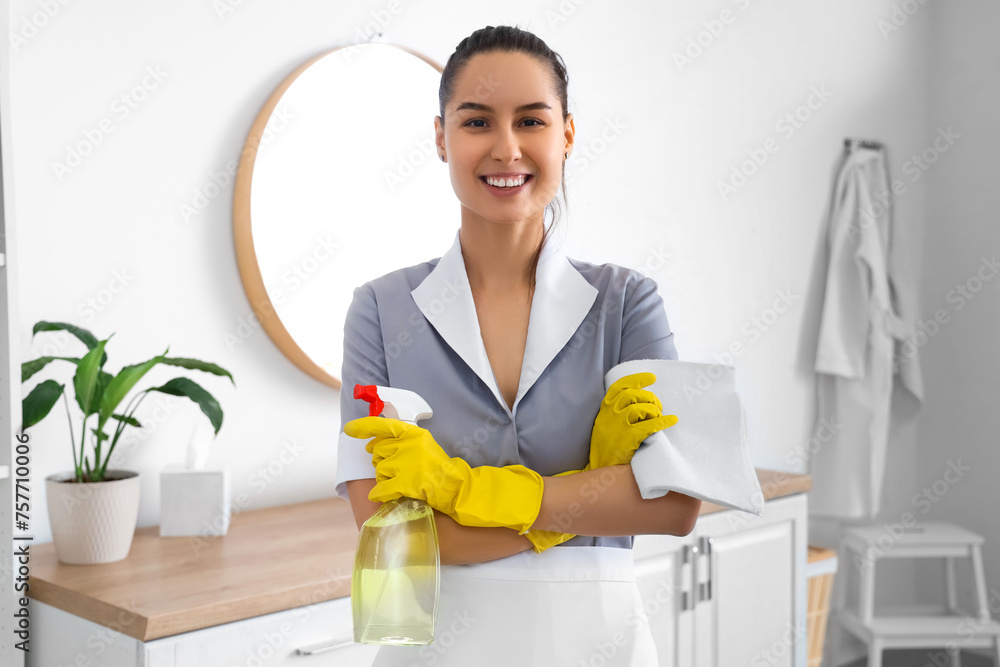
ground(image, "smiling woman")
xmin=335 ymin=24 xmax=699 ymax=667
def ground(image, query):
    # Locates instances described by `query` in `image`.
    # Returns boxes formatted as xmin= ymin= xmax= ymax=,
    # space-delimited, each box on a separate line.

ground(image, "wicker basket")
xmin=806 ymin=546 xmax=839 ymax=667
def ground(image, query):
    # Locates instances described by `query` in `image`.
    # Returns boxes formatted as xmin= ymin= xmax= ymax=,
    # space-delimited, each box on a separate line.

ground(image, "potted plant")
xmin=21 ymin=321 xmax=234 ymax=564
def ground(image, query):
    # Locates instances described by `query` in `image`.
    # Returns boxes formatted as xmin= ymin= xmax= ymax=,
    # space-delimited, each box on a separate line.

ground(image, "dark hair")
xmin=438 ymin=25 xmax=570 ymax=291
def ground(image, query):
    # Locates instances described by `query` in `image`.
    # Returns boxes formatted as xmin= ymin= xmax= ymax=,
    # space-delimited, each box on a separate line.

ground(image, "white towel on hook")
xmin=606 ymin=359 xmax=764 ymax=516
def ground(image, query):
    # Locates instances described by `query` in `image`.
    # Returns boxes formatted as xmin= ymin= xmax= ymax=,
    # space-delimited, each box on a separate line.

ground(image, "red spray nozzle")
xmin=354 ymin=384 xmax=384 ymax=417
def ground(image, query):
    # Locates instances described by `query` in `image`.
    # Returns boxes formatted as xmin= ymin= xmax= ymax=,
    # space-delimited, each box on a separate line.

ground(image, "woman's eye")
xmin=462 ymin=118 xmax=545 ymax=128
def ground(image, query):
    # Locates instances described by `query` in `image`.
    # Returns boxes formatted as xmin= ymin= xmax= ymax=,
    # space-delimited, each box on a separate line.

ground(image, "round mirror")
xmin=234 ymin=42 xmax=455 ymax=389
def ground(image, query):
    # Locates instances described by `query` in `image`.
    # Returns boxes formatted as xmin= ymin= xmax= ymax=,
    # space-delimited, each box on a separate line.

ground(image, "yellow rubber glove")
xmin=526 ymin=372 xmax=679 ymax=552
xmin=344 ymin=416 xmax=544 ymax=535
xmin=590 ymin=372 xmax=678 ymax=468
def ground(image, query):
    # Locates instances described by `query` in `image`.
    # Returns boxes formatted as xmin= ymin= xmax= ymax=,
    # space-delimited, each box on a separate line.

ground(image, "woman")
xmin=335 ymin=24 xmax=702 ymax=665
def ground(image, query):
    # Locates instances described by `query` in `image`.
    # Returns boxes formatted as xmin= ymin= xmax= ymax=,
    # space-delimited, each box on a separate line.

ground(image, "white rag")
xmin=606 ymin=359 xmax=764 ymax=516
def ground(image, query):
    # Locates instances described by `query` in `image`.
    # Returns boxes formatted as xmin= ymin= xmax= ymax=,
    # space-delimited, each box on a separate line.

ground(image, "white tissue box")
xmin=159 ymin=464 xmax=230 ymax=537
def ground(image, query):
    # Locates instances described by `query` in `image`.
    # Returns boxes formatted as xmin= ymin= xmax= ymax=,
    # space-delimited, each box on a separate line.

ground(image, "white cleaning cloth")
xmin=606 ymin=359 xmax=764 ymax=516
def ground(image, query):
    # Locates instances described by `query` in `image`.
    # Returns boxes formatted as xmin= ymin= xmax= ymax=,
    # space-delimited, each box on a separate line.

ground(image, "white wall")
xmin=9 ymin=0 xmax=991 ymax=633
xmin=915 ymin=0 xmax=1000 ymax=621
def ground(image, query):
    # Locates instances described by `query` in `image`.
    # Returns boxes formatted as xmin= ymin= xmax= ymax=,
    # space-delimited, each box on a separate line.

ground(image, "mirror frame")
xmin=233 ymin=42 xmax=445 ymax=390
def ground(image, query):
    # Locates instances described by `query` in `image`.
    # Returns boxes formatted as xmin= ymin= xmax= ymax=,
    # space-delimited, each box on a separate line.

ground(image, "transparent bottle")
xmin=352 ymin=497 xmax=440 ymax=644
xmin=350 ymin=385 xmax=440 ymax=645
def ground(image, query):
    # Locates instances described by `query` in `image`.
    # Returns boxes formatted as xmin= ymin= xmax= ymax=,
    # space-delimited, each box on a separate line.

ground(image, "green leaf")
xmin=111 ymin=413 xmax=142 ymax=428
xmin=32 ymin=321 xmax=107 ymax=366
xmin=73 ymin=338 xmax=110 ymax=416
xmin=146 ymin=377 xmax=223 ymax=434
xmin=22 ymin=379 xmax=64 ymax=430
xmin=33 ymin=321 xmax=99 ymax=349
xmin=21 ymin=356 xmax=82 ymax=383
xmin=161 ymin=357 xmax=235 ymax=386
xmin=91 ymin=428 xmax=110 ymax=444
xmin=98 ymin=348 xmax=168 ymax=432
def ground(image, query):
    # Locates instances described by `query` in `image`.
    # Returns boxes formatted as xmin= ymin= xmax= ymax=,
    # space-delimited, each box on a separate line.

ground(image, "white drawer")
xmin=153 ymin=596 xmax=379 ymax=666
xmin=29 ymin=596 xmax=379 ymax=667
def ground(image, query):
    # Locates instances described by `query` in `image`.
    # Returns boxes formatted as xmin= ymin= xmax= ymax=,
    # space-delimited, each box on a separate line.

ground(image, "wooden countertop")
xmin=29 ymin=468 xmax=810 ymax=641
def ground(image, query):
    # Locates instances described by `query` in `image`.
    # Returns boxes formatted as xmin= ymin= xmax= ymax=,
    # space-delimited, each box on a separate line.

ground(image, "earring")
xmin=564 ymin=152 xmax=568 ymax=160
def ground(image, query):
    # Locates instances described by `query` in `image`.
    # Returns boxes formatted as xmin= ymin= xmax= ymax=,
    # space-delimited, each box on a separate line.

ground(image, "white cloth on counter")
xmin=606 ymin=359 xmax=764 ymax=516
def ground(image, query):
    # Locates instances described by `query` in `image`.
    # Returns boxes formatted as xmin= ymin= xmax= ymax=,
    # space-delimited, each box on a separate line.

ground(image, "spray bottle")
xmin=351 ymin=384 xmax=440 ymax=646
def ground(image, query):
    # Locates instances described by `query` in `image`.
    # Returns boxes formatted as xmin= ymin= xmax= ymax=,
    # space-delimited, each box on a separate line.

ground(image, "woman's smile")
xmin=479 ymin=173 xmax=534 ymax=197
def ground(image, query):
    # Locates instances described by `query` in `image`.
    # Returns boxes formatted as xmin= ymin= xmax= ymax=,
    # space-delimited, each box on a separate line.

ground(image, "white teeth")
xmin=485 ymin=175 xmax=527 ymax=188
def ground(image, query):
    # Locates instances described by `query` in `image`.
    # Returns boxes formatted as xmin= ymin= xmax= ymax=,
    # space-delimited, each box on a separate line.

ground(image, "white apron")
xmin=370 ymin=545 xmax=659 ymax=666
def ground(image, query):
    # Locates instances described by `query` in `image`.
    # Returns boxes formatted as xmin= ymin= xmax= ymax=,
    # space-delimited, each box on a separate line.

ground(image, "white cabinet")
xmin=633 ymin=492 xmax=809 ymax=667
xmin=29 ymin=596 xmax=379 ymax=667
xmin=31 ymin=493 xmax=807 ymax=667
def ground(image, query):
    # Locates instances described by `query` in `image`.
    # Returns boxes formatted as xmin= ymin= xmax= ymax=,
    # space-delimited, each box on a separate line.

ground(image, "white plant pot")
xmin=45 ymin=470 xmax=141 ymax=565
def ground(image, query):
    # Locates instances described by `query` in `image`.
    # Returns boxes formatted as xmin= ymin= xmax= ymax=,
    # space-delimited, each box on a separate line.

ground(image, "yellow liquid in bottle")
xmin=352 ymin=498 xmax=440 ymax=645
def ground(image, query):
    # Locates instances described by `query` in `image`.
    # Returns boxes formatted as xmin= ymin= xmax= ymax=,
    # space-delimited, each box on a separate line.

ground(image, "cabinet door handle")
xmin=688 ymin=543 xmax=701 ymax=610
xmin=698 ymin=536 xmax=713 ymax=602
xmin=682 ymin=544 xmax=695 ymax=611
xmin=294 ymin=637 xmax=356 ymax=655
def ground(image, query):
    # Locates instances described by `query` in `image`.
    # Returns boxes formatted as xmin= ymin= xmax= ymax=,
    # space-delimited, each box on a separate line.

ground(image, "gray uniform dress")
xmin=335 ymin=231 xmax=677 ymax=665
xmin=335 ymin=230 xmax=678 ymax=550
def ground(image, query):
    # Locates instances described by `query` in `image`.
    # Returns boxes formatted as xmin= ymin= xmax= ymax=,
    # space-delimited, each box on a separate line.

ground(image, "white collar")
xmin=411 ymin=229 xmax=598 ymax=416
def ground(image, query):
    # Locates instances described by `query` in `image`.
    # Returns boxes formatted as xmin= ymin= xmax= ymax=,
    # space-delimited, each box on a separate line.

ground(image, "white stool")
xmin=825 ymin=521 xmax=1000 ymax=667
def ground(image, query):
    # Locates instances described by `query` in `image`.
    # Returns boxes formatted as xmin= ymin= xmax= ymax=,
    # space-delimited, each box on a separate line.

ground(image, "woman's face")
xmin=435 ymin=51 xmax=574 ymax=228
